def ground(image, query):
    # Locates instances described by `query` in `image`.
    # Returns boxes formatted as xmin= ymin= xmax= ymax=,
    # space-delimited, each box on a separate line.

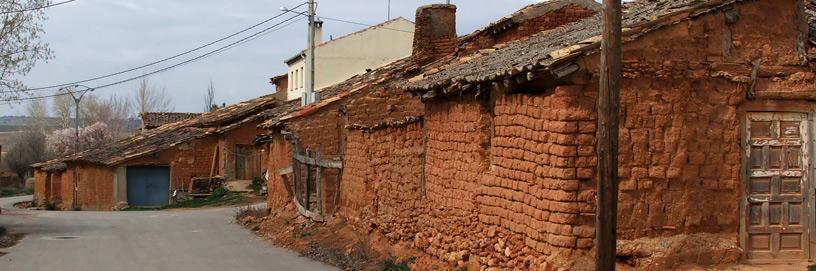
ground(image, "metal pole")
xmin=73 ymin=94 xmax=80 ymax=210
xmin=62 ymin=85 xmax=92 ymax=211
xmin=596 ymin=0 xmax=621 ymax=270
xmin=387 ymin=0 xmax=391 ymax=20
xmin=304 ymin=0 xmax=316 ymax=105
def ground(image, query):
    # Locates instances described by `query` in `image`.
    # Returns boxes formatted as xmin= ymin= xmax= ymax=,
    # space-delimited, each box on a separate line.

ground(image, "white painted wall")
xmin=284 ymin=18 xmax=415 ymax=101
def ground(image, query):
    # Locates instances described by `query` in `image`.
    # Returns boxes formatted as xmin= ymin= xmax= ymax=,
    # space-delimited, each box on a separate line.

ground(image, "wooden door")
xmin=234 ymin=145 xmax=263 ymax=180
xmin=744 ymin=112 xmax=811 ymax=260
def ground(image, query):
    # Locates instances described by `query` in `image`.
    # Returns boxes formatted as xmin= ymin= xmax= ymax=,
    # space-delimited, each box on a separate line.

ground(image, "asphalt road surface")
xmin=0 ymin=196 xmax=336 ymax=271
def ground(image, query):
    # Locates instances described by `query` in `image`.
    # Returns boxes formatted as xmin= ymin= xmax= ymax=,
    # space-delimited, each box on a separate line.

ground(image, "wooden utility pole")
xmin=596 ymin=0 xmax=622 ymax=270
xmin=304 ymin=0 xmax=316 ymax=106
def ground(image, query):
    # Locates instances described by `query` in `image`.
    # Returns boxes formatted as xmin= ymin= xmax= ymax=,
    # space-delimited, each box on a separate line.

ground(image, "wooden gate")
xmin=743 ymin=112 xmax=812 ymax=260
xmin=287 ymin=143 xmax=342 ymax=222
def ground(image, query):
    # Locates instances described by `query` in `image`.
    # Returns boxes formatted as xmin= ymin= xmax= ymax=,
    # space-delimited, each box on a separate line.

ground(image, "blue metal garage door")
xmin=126 ymin=166 xmax=170 ymax=207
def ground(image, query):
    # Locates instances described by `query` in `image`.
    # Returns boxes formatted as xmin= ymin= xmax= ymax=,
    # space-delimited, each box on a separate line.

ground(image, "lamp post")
xmin=58 ymin=84 xmax=93 ymax=211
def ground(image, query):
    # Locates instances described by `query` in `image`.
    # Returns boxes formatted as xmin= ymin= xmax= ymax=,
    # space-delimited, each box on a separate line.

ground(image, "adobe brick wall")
xmin=265 ymin=132 xmax=293 ymax=209
xmin=124 ymin=136 xmax=218 ymax=192
xmin=340 ymin=123 xmax=424 ymax=240
xmin=412 ymin=4 xmax=458 ymax=65
xmin=72 ymin=164 xmax=116 ymax=211
xmin=59 ymin=169 xmax=73 ymax=210
xmin=263 ymin=0 xmax=812 ymax=268
xmin=51 ymin=172 xmax=63 ymax=203
xmin=220 ymin=119 xmax=266 ymax=181
xmin=33 ymin=171 xmax=47 ymax=205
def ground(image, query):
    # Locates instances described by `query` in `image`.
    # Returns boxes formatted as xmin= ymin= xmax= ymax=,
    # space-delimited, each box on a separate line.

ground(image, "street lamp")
xmin=57 ymin=84 xmax=93 ymax=211
xmin=58 ymin=84 xmax=94 ymax=154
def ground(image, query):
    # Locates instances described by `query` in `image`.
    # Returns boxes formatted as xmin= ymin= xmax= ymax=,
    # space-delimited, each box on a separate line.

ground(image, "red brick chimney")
xmin=412 ymin=4 xmax=457 ymax=65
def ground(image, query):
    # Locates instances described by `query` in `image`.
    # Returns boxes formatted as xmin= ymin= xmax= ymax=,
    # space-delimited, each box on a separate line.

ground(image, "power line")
xmin=91 ymin=14 xmax=302 ymax=90
xmin=0 ymin=90 xmax=78 ymax=106
xmin=7 ymin=2 xmax=307 ymax=93
xmin=319 ymin=16 xmax=414 ymax=34
xmin=1 ymin=13 xmax=303 ymax=103
xmin=0 ymin=0 xmax=75 ymax=15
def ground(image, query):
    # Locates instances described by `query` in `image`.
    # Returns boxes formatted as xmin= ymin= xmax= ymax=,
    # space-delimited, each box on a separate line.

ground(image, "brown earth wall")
xmin=59 ymin=169 xmax=74 ymax=210
xmin=264 ymin=0 xmax=812 ymax=268
xmin=32 ymin=170 xmax=47 ymax=205
xmin=340 ymin=123 xmax=424 ymax=240
xmin=286 ymin=105 xmax=345 ymax=213
xmin=125 ymin=136 xmax=217 ymax=192
xmin=266 ymin=132 xmax=293 ymax=209
xmin=51 ymin=172 xmax=63 ymax=204
xmin=71 ymin=163 xmax=116 ymax=211
xmin=219 ymin=119 xmax=266 ymax=181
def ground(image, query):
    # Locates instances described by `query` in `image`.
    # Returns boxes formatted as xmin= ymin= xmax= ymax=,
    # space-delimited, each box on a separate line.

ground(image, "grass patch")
xmin=381 ymin=257 xmax=415 ymax=271
xmin=246 ymin=177 xmax=264 ymax=194
xmin=293 ymin=230 xmax=313 ymax=238
xmin=0 ymin=187 xmax=32 ymax=198
xmin=167 ymin=188 xmax=245 ymax=209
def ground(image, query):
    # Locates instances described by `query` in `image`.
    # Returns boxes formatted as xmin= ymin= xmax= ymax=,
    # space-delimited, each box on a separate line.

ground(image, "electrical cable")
xmin=319 ymin=15 xmax=414 ymax=33
xmin=1 ymin=13 xmax=303 ymax=103
xmin=91 ymin=13 xmax=302 ymax=90
xmin=6 ymin=2 xmax=307 ymax=93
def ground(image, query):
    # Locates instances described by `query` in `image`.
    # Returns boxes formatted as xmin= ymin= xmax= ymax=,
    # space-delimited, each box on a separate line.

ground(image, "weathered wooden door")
xmin=744 ymin=112 xmax=811 ymax=260
xmin=234 ymin=145 xmax=263 ymax=180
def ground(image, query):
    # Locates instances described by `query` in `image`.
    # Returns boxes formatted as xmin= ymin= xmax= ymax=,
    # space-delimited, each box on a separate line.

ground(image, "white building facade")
xmin=283 ymin=18 xmax=415 ymax=101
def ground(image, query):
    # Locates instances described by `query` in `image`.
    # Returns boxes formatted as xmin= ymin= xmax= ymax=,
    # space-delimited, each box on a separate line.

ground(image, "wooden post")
xmin=596 ymin=0 xmax=622 ymax=270
xmin=304 ymin=149 xmax=311 ymax=211
xmin=292 ymin=144 xmax=302 ymax=207
xmin=315 ymin=151 xmax=322 ymax=215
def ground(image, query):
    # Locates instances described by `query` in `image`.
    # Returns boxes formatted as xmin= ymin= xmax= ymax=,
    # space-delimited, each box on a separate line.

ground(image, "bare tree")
xmin=26 ymin=98 xmax=48 ymax=133
xmin=204 ymin=80 xmax=216 ymax=112
xmin=79 ymin=94 xmax=132 ymax=139
xmin=3 ymin=129 xmax=46 ymax=179
xmin=132 ymin=77 xmax=172 ymax=114
xmin=52 ymin=89 xmax=73 ymax=129
xmin=0 ymin=0 xmax=54 ymax=99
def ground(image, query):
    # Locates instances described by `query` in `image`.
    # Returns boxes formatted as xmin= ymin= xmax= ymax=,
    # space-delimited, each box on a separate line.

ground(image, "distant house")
xmin=269 ymin=73 xmax=288 ymax=102
xmin=32 ymin=95 xmax=281 ymax=210
xmin=281 ymin=18 xmax=415 ymax=101
xmin=140 ymin=112 xmax=201 ymax=130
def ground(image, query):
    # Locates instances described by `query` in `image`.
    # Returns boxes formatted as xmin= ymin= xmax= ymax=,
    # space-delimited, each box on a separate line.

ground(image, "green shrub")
xmin=247 ymin=177 xmax=265 ymax=193
xmin=381 ymin=257 xmax=415 ymax=271
xmin=208 ymin=187 xmax=228 ymax=200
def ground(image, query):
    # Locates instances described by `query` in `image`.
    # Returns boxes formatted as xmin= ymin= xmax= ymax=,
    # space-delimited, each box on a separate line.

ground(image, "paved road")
xmin=0 ymin=196 xmax=336 ymax=271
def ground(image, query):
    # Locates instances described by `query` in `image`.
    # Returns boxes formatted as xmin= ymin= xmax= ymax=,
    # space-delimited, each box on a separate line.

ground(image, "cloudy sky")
xmin=0 ymin=0 xmax=544 ymax=116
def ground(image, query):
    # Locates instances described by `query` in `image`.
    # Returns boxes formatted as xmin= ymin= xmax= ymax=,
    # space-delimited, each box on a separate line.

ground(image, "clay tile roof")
xmin=458 ymin=0 xmax=600 ymax=45
xmin=33 ymin=94 xmax=280 ymax=170
xmin=140 ymin=112 xmax=201 ymax=130
xmin=258 ymin=57 xmax=416 ymax=129
xmin=808 ymin=0 xmax=815 ymax=45
xmin=404 ymin=0 xmax=738 ymax=92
